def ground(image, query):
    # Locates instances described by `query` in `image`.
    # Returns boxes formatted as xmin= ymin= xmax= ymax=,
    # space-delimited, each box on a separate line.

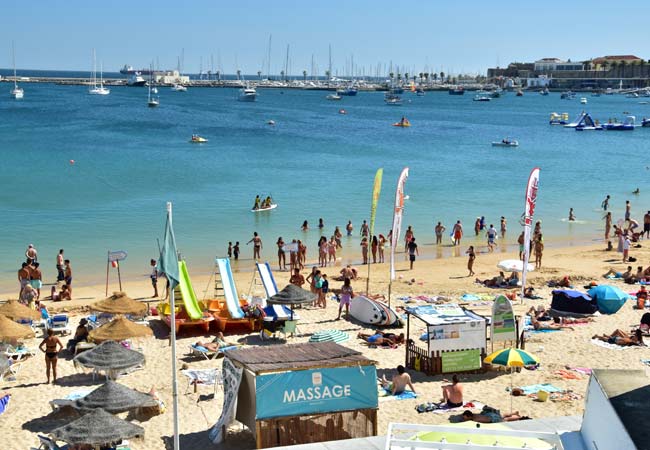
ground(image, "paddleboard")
xmin=450 ymin=230 xmax=455 ymax=245
xmin=373 ymin=299 xmax=404 ymax=327
xmin=350 ymin=296 xmax=386 ymax=325
xmin=251 ymin=203 xmax=278 ymax=213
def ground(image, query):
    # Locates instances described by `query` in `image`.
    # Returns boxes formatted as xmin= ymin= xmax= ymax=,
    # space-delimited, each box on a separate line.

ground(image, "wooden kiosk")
xmin=214 ymin=342 xmax=378 ymax=448
xmin=405 ymin=304 xmax=487 ymax=376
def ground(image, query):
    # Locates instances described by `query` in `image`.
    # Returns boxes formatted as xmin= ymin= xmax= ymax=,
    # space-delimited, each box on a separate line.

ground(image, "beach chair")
xmin=189 ymin=344 xmax=217 ymax=360
xmin=182 ymin=368 xmax=223 ymax=394
xmin=3 ymin=344 xmax=35 ymax=362
xmin=0 ymin=358 xmax=21 ymax=383
xmin=280 ymin=320 xmax=299 ymax=339
xmin=32 ymin=435 xmax=70 ymax=450
xmin=49 ymin=390 xmax=91 ymax=411
xmin=48 ymin=314 xmax=72 ymax=336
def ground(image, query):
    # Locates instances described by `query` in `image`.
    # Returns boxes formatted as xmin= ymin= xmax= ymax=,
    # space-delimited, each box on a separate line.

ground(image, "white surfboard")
xmin=251 ymin=203 xmax=278 ymax=213
xmin=373 ymin=299 xmax=403 ymax=327
xmin=350 ymin=296 xmax=386 ymax=325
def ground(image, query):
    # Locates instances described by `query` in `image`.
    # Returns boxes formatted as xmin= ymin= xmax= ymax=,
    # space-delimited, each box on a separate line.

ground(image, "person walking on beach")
xmin=276 ymin=237 xmax=287 ymax=271
xmin=64 ymin=260 xmax=73 ymax=299
xmin=517 ymin=232 xmax=525 ymax=260
xmin=39 ymin=329 xmax=63 ymax=384
xmin=227 ymin=242 xmax=233 ymax=258
xmin=18 ymin=262 xmax=30 ymax=299
xmin=466 ymin=246 xmax=475 ymax=276
xmin=247 ymin=232 xmax=263 ymax=260
xmin=319 ymin=237 xmax=328 ymax=267
xmin=644 ymin=211 xmax=650 ymax=239
xmin=605 ymin=212 xmax=612 ymax=240
xmin=435 ymin=222 xmax=446 ymax=245
xmin=486 ymin=224 xmax=498 ymax=252
xmin=453 ymin=221 xmax=463 ymax=246
xmin=534 ymin=235 xmax=544 ymax=269
xmin=149 ymin=259 xmax=159 ymax=298
xmin=328 ymin=236 xmax=337 ymax=264
xmin=25 ymin=244 xmax=38 ymax=263
xmin=500 ymin=217 xmax=507 ymax=239
xmin=30 ymin=262 xmax=43 ymax=300
xmin=404 ymin=226 xmax=414 ymax=251
xmin=346 ymin=220 xmax=354 ymax=236
xmin=407 ymin=238 xmax=418 ymax=270
xmin=306 ymin=266 xmax=318 ymax=294
xmin=56 ymin=249 xmax=65 ymax=282
xmin=298 ymin=240 xmax=307 ymax=268
xmin=337 ymin=277 xmax=354 ymax=320
xmin=334 ymin=226 xmax=343 ymax=248
xmin=625 ymin=200 xmax=631 ymax=221
xmin=623 ymin=234 xmax=631 ymax=263
xmin=602 ymin=194 xmax=610 ymax=211
xmin=371 ymin=235 xmax=379 ymax=263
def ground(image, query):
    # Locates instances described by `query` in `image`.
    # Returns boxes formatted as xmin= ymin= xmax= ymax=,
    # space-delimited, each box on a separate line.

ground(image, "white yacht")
xmin=171 ymin=84 xmax=187 ymax=92
xmin=10 ymin=41 xmax=23 ymax=99
xmin=238 ymin=83 xmax=257 ymax=102
xmin=127 ymin=72 xmax=147 ymax=86
xmin=88 ymin=51 xmax=110 ymax=95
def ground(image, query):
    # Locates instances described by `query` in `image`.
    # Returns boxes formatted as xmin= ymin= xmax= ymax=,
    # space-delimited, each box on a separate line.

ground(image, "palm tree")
xmin=397 ymin=73 xmax=402 ymax=82
xmin=303 ymin=70 xmax=307 ymax=82
xmin=418 ymin=72 xmax=423 ymax=83
xmin=620 ymin=60 xmax=627 ymax=79
xmin=439 ymin=71 xmax=445 ymax=82
xmin=404 ymin=72 xmax=409 ymax=83
xmin=257 ymin=70 xmax=262 ymax=80
xmin=389 ymin=72 xmax=394 ymax=82
xmin=423 ymin=73 xmax=429 ymax=85
xmin=432 ymin=73 xmax=438 ymax=82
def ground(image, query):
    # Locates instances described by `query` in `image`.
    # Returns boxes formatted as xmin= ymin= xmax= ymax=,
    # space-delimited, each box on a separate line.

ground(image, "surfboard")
xmin=373 ymin=299 xmax=404 ymax=327
xmin=251 ymin=203 xmax=278 ymax=213
xmin=350 ymin=296 xmax=386 ymax=325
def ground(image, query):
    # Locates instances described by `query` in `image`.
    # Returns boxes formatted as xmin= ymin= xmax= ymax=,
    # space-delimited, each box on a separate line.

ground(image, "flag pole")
xmin=168 ymin=202 xmax=180 ymax=450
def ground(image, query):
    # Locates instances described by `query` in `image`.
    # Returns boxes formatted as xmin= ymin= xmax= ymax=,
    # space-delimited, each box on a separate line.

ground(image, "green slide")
xmin=176 ymin=261 xmax=203 ymax=320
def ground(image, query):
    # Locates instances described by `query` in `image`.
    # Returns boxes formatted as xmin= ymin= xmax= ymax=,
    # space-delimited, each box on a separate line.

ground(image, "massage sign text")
xmin=255 ymin=366 xmax=378 ymax=419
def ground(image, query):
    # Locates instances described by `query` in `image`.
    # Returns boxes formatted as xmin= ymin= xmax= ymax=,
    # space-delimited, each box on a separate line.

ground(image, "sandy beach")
xmin=2 ymin=239 xmax=650 ymax=449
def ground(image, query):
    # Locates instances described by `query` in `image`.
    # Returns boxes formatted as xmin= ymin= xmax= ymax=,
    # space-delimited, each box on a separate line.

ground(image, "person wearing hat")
xmin=66 ymin=318 xmax=89 ymax=353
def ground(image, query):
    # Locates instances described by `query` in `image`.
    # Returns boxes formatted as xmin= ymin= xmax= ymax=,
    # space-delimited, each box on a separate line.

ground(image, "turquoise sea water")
xmin=1 ymin=83 xmax=648 ymax=290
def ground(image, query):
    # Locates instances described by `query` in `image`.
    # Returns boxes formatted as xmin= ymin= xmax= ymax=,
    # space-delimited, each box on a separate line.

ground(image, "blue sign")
xmin=255 ymin=365 xmax=378 ymax=419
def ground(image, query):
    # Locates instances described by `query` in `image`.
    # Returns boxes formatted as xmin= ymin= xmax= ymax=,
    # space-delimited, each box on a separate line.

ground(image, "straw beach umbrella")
xmin=0 ymin=314 xmax=35 ymax=341
xmin=74 ymin=340 xmax=144 ymax=377
xmin=91 ymin=292 xmax=147 ymax=316
xmin=484 ymin=347 xmax=539 ymax=413
xmin=73 ymin=380 xmax=157 ymax=413
xmin=267 ymin=284 xmax=317 ymax=319
xmin=0 ymin=300 xmax=41 ymax=321
xmin=50 ymin=408 xmax=144 ymax=447
xmin=89 ymin=316 xmax=153 ymax=343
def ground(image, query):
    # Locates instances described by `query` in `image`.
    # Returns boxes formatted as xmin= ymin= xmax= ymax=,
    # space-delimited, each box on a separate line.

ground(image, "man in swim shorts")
xmin=441 ymin=374 xmax=464 ymax=408
xmin=380 ymin=365 xmax=416 ymax=395
xmin=407 ymin=238 xmax=418 ymax=269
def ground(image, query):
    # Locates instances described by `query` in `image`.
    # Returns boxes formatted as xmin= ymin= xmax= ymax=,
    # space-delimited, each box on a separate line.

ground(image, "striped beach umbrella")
xmin=484 ymin=348 xmax=538 ymax=368
xmin=484 ymin=347 xmax=539 ymax=413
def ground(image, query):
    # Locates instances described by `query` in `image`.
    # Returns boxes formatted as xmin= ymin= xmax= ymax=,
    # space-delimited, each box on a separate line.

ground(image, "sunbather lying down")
xmin=593 ymin=329 xmax=645 ymax=347
xmin=528 ymin=313 xmax=575 ymax=331
xmin=194 ymin=332 xmax=238 ymax=351
xmin=527 ymin=307 xmax=592 ymax=326
xmin=462 ymin=407 xmax=530 ymax=423
xmin=358 ymin=331 xmax=405 ymax=347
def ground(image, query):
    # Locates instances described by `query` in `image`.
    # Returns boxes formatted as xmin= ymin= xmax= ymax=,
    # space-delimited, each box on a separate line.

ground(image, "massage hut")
xmin=213 ymin=342 xmax=378 ymax=448
xmin=405 ymin=304 xmax=487 ymax=376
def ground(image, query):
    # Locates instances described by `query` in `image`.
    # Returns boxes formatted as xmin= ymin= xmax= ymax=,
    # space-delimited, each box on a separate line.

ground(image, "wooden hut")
xmin=212 ymin=342 xmax=378 ymax=448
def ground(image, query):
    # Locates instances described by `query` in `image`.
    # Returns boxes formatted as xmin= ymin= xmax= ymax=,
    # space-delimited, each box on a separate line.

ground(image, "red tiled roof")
xmin=592 ymin=55 xmax=642 ymax=63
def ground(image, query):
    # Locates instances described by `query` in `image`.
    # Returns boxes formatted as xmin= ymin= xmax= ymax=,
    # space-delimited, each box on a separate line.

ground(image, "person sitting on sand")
xmin=603 ymin=266 xmax=633 ymax=281
xmin=527 ymin=306 xmax=551 ymax=321
xmin=548 ymin=275 xmax=571 ymax=288
xmin=335 ymin=264 xmax=358 ymax=281
xmin=358 ymin=331 xmax=405 ymax=347
xmin=638 ymin=313 xmax=650 ymax=333
xmin=50 ymin=284 xmax=71 ymax=302
xmin=461 ymin=408 xmax=529 ymax=423
xmin=379 ymin=365 xmax=416 ymax=395
xmin=289 ymin=268 xmax=305 ymax=288
xmin=506 ymin=271 xmax=520 ymax=287
xmin=441 ymin=374 xmax=463 ymax=408
xmin=475 ymin=271 xmax=506 ymax=287
xmin=593 ymin=329 xmax=645 ymax=347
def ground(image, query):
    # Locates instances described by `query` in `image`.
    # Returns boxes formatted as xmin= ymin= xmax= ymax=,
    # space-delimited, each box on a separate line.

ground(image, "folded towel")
xmin=519 ymin=383 xmax=563 ymax=395
xmin=379 ymin=388 xmax=417 ymax=400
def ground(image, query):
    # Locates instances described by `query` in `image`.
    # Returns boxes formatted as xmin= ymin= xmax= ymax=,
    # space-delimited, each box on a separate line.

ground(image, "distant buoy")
xmin=267 ymin=120 xmax=275 ymax=125
xmin=339 ymin=109 xmax=346 ymax=115
xmin=69 ymin=159 xmax=75 ymax=165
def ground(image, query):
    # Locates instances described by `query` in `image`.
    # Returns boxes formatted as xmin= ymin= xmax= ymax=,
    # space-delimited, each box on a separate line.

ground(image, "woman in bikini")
xmin=247 ymin=232 xmax=263 ymax=260
xmin=276 ymin=237 xmax=286 ymax=271
xmin=39 ymin=329 xmax=63 ymax=384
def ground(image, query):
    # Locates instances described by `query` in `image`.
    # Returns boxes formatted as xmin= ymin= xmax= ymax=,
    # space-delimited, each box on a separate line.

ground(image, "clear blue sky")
xmin=3 ymin=0 xmax=649 ymax=75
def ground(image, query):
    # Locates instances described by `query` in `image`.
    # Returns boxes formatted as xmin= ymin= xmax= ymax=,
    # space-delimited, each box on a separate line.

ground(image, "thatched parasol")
xmin=0 ymin=313 xmax=35 ymax=341
xmin=73 ymin=380 xmax=157 ymax=413
xmin=0 ymin=300 xmax=41 ymax=321
xmin=50 ymin=408 xmax=144 ymax=446
xmin=89 ymin=316 xmax=153 ymax=342
xmin=74 ymin=340 xmax=144 ymax=371
xmin=267 ymin=284 xmax=317 ymax=320
xmin=91 ymin=292 xmax=147 ymax=315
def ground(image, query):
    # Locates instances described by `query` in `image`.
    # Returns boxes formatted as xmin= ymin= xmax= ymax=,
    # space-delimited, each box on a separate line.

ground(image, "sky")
xmin=3 ymin=0 xmax=650 ymax=76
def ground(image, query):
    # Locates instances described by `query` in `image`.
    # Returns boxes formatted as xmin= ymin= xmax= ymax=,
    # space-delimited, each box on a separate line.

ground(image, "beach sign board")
xmin=441 ymin=349 xmax=481 ymax=373
xmin=209 ymin=358 xmax=244 ymax=443
xmin=491 ymin=295 xmax=516 ymax=342
xmin=255 ymin=365 xmax=377 ymax=419
xmin=107 ymin=250 xmax=128 ymax=262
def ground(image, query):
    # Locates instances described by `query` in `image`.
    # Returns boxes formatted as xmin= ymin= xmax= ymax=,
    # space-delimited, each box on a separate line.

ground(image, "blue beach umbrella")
xmin=588 ymin=285 xmax=630 ymax=314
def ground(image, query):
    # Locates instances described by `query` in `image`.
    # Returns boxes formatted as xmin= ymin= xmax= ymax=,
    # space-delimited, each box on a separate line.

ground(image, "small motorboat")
xmin=384 ymin=93 xmax=402 ymax=105
xmin=172 ymin=84 xmax=188 ymax=92
xmin=561 ymin=91 xmax=576 ymax=99
xmin=393 ymin=119 xmax=411 ymax=127
xmin=326 ymin=94 xmax=342 ymax=100
xmin=642 ymin=118 xmax=650 ymax=127
xmin=516 ymin=89 xmax=523 ymax=97
xmin=473 ymin=93 xmax=491 ymax=102
xmin=448 ymin=87 xmax=465 ymax=95
xmin=267 ymin=120 xmax=276 ymax=125
xmin=190 ymin=135 xmax=208 ymax=143
xmin=492 ymin=138 xmax=519 ymax=147
xmin=580 ymin=97 xmax=588 ymax=104
xmin=338 ymin=109 xmax=347 ymax=115
xmin=549 ymin=112 xmax=569 ymax=125
xmin=602 ymin=116 xmax=636 ymax=131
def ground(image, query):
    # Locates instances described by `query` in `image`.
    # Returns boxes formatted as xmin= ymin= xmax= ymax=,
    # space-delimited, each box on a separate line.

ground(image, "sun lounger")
xmin=3 ymin=344 xmax=35 ymax=362
xmin=49 ymin=390 xmax=91 ymax=410
xmin=74 ymin=341 xmax=96 ymax=355
xmin=182 ymin=368 xmax=223 ymax=394
xmin=48 ymin=314 xmax=72 ymax=336
xmin=32 ymin=435 xmax=70 ymax=450
xmin=0 ymin=358 xmax=23 ymax=382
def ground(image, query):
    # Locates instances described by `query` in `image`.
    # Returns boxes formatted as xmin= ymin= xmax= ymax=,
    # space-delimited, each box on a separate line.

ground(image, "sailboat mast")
xmin=266 ymin=34 xmax=272 ymax=80
xmin=13 ymin=41 xmax=18 ymax=89
xmin=328 ymin=44 xmax=332 ymax=86
xmin=284 ymin=44 xmax=290 ymax=81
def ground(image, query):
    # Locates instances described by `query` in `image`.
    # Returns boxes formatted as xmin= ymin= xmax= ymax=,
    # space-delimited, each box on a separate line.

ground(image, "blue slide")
xmin=216 ymin=258 xmax=245 ymax=319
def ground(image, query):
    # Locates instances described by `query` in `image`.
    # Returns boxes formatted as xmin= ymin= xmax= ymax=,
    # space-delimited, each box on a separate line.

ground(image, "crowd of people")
xmin=16 ymin=245 xmax=73 ymax=310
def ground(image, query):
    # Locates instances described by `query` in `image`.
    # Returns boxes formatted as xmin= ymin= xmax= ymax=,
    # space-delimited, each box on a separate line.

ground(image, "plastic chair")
xmin=281 ymin=320 xmax=299 ymax=339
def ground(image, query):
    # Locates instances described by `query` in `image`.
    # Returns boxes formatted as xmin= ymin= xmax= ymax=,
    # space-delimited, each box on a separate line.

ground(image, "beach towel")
xmin=379 ymin=388 xmax=417 ymax=402
xmin=416 ymin=400 xmax=485 ymax=414
xmin=590 ymin=339 xmax=640 ymax=350
xmin=566 ymin=366 xmax=592 ymax=375
xmin=553 ymin=369 xmax=582 ymax=380
xmin=0 ymin=395 xmax=9 ymax=415
xmin=527 ymin=329 xmax=562 ymax=334
xmin=461 ymin=294 xmax=480 ymax=301
xmin=519 ymin=384 xmax=563 ymax=396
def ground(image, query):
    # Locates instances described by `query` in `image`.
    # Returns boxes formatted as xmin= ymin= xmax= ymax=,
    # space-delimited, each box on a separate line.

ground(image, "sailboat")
xmin=10 ymin=41 xmax=24 ymax=99
xmin=88 ymin=50 xmax=110 ymax=95
xmin=147 ymin=65 xmax=159 ymax=107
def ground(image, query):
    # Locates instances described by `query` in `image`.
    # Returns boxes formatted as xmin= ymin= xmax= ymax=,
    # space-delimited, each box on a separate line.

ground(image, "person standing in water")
xmin=605 ymin=212 xmax=612 ymax=240
xmin=602 ymin=195 xmax=610 ymax=211
xmin=276 ymin=237 xmax=287 ymax=271
xmin=569 ymin=208 xmax=576 ymax=221
xmin=346 ymin=220 xmax=354 ymax=236
xmin=625 ymin=200 xmax=631 ymax=221
xmin=500 ymin=217 xmax=507 ymax=239
xmin=247 ymin=232 xmax=263 ymax=260
xmin=435 ymin=222 xmax=446 ymax=245
xmin=453 ymin=221 xmax=463 ymax=246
